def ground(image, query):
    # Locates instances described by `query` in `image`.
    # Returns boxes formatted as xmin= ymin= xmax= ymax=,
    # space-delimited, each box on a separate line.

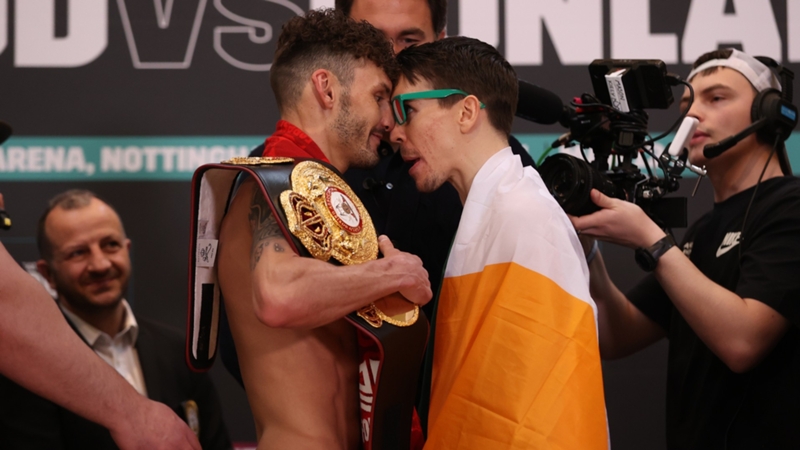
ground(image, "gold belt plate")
xmin=280 ymin=161 xmax=378 ymax=264
xmin=280 ymin=161 xmax=418 ymax=327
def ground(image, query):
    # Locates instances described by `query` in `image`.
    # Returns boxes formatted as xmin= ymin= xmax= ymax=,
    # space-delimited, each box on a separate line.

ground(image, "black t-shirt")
xmin=629 ymin=176 xmax=800 ymax=450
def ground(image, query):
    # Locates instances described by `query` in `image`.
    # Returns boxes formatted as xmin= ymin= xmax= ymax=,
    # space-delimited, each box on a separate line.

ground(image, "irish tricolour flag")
xmin=425 ymin=149 xmax=609 ymax=450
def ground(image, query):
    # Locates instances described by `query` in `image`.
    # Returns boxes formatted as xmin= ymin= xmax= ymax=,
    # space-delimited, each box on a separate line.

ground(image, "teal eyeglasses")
xmin=391 ymin=89 xmax=485 ymax=125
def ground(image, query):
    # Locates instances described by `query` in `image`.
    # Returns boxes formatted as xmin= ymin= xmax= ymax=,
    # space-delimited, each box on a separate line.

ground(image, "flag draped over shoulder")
xmin=425 ymin=148 xmax=609 ymax=450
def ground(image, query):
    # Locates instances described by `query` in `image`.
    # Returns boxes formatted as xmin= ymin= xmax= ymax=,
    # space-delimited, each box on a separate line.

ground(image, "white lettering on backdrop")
xmin=2 ymin=0 xmax=799 ymax=67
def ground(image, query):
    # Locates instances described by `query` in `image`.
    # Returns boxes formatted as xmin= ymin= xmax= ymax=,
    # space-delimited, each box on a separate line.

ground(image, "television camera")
xmin=536 ymin=59 xmax=704 ymax=229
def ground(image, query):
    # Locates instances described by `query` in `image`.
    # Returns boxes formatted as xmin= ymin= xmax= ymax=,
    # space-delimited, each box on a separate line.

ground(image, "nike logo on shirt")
xmin=716 ymin=231 xmax=741 ymax=257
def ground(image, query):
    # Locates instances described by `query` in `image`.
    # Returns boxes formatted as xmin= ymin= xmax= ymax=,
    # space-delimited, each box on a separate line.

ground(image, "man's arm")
xmin=0 ymin=191 xmax=199 ymax=450
xmin=580 ymin=238 xmax=666 ymax=359
xmin=572 ymin=189 xmax=791 ymax=373
xmin=245 ymin=181 xmax=432 ymax=329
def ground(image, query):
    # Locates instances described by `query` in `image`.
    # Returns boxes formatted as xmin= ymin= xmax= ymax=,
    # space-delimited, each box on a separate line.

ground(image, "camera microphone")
xmin=667 ymin=117 xmax=699 ymax=157
xmin=515 ymin=80 xmax=568 ymax=125
xmin=703 ymin=118 xmax=768 ymax=158
xmin=662 ymin=117 xmax=706 ymax=177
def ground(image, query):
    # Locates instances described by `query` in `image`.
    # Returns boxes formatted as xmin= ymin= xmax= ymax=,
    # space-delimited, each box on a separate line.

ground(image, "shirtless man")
xmin=216 ymin=10 xmax=431 ymax=449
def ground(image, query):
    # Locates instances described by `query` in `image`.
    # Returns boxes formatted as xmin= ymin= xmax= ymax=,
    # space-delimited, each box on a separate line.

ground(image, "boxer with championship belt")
xmin=188 ymin=157 xmax=429 ymax=449
xmin=186 ymin=10 xmax=432 ymax=450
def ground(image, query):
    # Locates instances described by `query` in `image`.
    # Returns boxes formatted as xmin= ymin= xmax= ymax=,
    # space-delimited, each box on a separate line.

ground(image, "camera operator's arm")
xmin=579 ymin=235 xmax=666 ymax=359
xmin=573 ymin=189 xmax=791 ymax=373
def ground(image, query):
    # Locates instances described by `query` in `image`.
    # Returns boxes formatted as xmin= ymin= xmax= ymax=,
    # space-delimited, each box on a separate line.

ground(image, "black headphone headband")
xmin=746 ymin=56 xmax=797 ymax=175
xmin=753 ymin=56 xmax=793 ymax=103
xmin=749 ymin=57 xmax=797 ymax=141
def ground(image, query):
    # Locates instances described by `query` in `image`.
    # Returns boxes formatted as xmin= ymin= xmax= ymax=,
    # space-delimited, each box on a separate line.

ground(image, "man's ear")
xmin=36 ymin=259 xmax=57 ymax=290
xmin=437 ymin=28 xmax=446 ymax=40
xmin=458 ymin=95 xmax=482 ymax=133
xmin=310 ymin=69 xmax=336 ymax=110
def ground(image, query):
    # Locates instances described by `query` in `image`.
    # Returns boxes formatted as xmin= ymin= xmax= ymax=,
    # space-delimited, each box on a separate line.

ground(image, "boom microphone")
xmin=703 ymin=118 xmax=768 ymax=159
xmin=516 ymin=80 xmax=567 ymax=125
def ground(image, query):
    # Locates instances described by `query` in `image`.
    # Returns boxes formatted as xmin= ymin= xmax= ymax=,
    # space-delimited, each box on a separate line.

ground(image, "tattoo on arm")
xmin=249 ymin=190 xmax=285 ymax=269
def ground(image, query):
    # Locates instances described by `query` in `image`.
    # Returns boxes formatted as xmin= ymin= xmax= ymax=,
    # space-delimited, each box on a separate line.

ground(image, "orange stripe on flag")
xmin=426 ymin=262 xmax=608 ymax=450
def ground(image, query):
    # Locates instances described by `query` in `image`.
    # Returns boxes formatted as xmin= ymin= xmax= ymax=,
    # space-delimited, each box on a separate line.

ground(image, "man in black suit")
xmin=0 ymin=190 xmax=231 ymax=449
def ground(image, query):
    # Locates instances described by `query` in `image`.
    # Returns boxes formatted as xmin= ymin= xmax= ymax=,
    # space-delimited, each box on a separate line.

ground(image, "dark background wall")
xmin=1 ymin=1 xmax=798 ymax=447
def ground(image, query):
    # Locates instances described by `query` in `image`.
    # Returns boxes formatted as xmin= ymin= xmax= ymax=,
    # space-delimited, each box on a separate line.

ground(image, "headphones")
xmin=748 ymin=56 xmax=798 ymax=174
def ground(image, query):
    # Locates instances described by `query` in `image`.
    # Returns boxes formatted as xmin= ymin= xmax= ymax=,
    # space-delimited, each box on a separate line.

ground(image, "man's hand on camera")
xmin=378 ymin=235 xmax=432 ymax=306
xmin=570 ymin=189 xmax=665 ymax=249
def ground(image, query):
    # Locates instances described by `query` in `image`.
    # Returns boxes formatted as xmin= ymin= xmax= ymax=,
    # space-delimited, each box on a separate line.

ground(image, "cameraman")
xmin=571 ymin=49 xmax=800 ymax=449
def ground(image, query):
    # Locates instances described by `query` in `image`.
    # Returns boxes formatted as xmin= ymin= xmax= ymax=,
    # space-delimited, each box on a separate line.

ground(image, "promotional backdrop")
xmin=2 ymin=1 xmax=799 ymax=447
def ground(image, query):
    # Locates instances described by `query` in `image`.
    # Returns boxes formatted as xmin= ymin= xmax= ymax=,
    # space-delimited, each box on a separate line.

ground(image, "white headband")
xmin=687 ymin=48 xmax=781 ymax=93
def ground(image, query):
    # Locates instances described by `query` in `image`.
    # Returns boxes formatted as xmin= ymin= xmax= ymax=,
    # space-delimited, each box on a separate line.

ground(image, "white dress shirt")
xmin=60 ymin=300 xmax=148 ymax=397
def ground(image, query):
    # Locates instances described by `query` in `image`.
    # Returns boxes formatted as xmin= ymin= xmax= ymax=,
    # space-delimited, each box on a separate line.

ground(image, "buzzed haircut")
xmin=395 ymin=36 xmax=518 ymax=136
xmin=270 ymin=8 xmax=398 ymax=113
xmin=37 ymin=189 xmax=124 ymax=261
xmin=335 ymin=0 xmax=448 ymax=36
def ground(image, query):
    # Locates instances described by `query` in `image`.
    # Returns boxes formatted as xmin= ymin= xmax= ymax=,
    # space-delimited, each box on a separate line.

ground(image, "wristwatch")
xmin=634 ymin=234 xmax=676 ymax=272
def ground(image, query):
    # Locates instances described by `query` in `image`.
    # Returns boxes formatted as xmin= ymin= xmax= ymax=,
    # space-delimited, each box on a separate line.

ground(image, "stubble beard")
xmin=333 ymin=92 xmax=379 ymax=170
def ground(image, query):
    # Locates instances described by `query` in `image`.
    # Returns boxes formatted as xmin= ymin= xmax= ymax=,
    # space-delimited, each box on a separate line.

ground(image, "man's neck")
xmin=708 ymin=144 xmax=784 ymax=202
xmin=281 ymin=113 xmax=347 ymax=173
xmin=60 ymin=299 xmax=126 ymax=337
xmin=448 ymin=133 xmax=511 ymax=204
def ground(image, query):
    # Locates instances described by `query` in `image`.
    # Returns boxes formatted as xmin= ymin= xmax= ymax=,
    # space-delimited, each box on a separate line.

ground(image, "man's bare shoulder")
xmin=245 ymin=179 xmax=290 ymax=269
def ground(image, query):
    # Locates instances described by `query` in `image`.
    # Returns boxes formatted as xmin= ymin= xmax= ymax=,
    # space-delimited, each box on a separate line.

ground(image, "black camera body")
xmin=540 ymin=59 xmax=688 ymax=229
xmin=588 ymin=59 xmax=673 ymax=110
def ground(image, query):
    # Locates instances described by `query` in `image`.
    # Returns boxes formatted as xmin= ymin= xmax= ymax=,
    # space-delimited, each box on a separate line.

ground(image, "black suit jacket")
xmin=0 ymin=315 xmax=231 ymax=450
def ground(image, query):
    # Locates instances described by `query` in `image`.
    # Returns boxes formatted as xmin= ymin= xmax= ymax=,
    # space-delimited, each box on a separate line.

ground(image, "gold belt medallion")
xmin=280 ymin=161 xmax=377 ymax=264
xmin=279 ymin=161 xmax=418 ymax=327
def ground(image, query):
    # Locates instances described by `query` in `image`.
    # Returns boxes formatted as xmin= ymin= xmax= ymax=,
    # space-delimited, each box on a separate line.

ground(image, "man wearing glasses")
xmin=339 ymin=0 xmax=536 ymax=322
xmin=390 ymin=37 xmax=610 ymax=449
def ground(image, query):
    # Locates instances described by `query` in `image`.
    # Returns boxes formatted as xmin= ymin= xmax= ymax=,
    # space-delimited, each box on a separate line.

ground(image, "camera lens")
xmin=539 ymin=153 xmax=624 ymax=216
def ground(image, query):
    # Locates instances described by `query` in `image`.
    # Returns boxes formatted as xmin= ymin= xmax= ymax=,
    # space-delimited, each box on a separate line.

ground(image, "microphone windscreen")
xmin=515 ymin=80 xmax=565 ymax=125
xmin=0 ymin=121 xmax=11 ymax=145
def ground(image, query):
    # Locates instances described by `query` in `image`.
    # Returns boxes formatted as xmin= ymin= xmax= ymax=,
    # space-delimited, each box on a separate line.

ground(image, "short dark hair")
xmin=37 ymin=190 xmax=123 ymax=261
xmin=335 ymin=0 xmax=447 ymax=36
xmin=270 ymin=9 xmax=398 ymax=113
xmin=395 ymin=36 xmax=518 ymax=135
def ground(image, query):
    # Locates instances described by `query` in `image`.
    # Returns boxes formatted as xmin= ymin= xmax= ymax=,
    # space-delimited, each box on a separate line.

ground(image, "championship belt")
xmin=187 ymin=156 xmax=429 ymax=450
